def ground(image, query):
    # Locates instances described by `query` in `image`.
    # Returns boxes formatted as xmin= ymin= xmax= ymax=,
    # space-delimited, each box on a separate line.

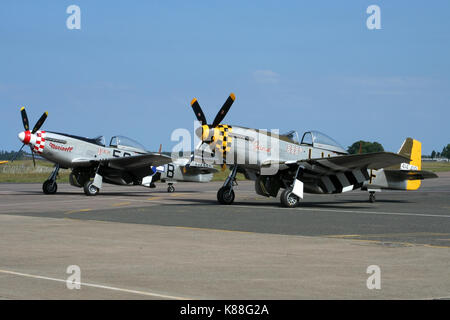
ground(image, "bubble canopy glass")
xmin=300 ymin=130 xmax=347 ymax=154
xmin=109 ymin=135 xmax=146 ymax=152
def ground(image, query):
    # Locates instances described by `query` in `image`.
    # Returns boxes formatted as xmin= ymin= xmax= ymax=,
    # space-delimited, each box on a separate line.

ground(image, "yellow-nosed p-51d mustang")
xmin=12 ymin=107 xmax=216 ymax=195
xmin=189 ymin=93 xmax=438 ymax=207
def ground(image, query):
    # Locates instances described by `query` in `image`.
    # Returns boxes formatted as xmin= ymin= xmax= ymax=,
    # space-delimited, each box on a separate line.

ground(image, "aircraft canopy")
xmin=301 ymin=130 xmax=347 ymax=154
xmin=109 ymin=135 xmax=146 ymax=152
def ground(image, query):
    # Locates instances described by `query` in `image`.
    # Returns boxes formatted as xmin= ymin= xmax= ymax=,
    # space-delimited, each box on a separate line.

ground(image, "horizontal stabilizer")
xmin=384 ymin=169 xmax=438 ymax=181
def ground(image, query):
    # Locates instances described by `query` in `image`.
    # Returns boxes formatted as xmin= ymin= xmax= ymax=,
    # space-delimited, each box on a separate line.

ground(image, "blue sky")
xmin=1 ymin=1 xmax=449 ymax=154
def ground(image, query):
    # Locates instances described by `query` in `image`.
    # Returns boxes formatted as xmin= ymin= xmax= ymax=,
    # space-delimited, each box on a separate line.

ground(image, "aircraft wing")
xmin=384 ymin=169 xmax=438 ymax=180
xmin=105 ymin=153 xmax=172 ymax=170
xmin=182 ymin=164 xmax=218 ymax=175
xmin=72 ymin=153 xmax=172 ymax=170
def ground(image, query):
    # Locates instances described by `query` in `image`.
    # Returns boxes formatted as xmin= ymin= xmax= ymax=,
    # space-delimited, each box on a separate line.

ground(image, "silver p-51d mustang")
xmin=190 ymin=93 xmax=438 ymax=207
xmin=14 ymin=107 xmax=216 ymax=195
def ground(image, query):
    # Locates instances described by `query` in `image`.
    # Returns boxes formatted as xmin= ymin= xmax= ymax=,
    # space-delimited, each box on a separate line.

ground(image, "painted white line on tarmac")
xmin=0 ymin=269 xmax=189 ymax=300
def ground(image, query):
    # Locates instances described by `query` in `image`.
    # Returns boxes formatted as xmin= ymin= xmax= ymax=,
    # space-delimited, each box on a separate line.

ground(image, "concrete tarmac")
xmin=0 ymin=173 xmax=449 ymax=299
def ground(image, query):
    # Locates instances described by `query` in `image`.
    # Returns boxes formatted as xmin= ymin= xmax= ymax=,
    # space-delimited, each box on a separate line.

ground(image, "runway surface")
xmin=0 ymin=173 xmax=449 ymax=299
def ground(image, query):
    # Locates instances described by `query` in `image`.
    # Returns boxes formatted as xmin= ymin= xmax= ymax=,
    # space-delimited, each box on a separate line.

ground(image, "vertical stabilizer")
xmin=397 ymin=138 xmax=422 ymax=190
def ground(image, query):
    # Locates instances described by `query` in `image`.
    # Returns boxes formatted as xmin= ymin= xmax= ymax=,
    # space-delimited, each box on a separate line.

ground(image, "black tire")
xmin=43 ymin=180 xmax=57 ymax=195
xmin=369 ymin=193 xmax=376 ymax=203
xmin=217 ymin=186 xmax=235 ymax=205
xmin=167 ymin=185 xmax=175 ymax=193
xmin=280 ymin=188 xmax=299 ymax=208
xmin=83 ymin=180 xmax=99 ymax=196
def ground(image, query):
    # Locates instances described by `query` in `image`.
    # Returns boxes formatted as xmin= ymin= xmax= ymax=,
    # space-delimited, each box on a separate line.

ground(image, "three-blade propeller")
xmin=12 ymin=107 xmax=48 ymax=166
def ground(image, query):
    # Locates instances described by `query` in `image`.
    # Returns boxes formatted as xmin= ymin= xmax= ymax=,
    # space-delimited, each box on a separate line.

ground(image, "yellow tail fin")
xmin=398 ymin=138 xmax=422 ymax=190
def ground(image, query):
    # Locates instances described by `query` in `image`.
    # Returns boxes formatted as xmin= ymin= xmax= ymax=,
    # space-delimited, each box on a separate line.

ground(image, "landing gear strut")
xmin=369 ymin=191 xmax=376 ymax=203
xmin=42 ymin=164 xmax=59 ymax=195
xmin=217 ymin=165 xmax=237 ymax=205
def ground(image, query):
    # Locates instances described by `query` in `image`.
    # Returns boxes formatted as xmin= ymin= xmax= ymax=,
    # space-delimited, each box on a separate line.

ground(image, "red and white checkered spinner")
xmin=17 ymin=130 xmax=46 ymax=154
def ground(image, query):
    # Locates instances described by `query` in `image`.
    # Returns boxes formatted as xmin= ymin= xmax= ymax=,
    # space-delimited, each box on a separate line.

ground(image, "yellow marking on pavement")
xmin=147 ymin=197 xmax=162 ymax=201
xmin=326 ymin=234 xmax=361 ymax=238
xmin=423 ymin=244 xmax=450 ymax=249
xmin=64 ymin=208 xmax=92 ymax=214
xmin=112 ymin=202 xmax=131 ymax=207
xmin=169 ymin=193 xmax=189 ymax=197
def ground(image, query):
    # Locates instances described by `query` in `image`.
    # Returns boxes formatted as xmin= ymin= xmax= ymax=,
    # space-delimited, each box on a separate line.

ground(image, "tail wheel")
xmin=369 ymin=192 xmax=376 ymax=203
xmin=84 ymin=181 xmax=99 ymax=196
xmin=43 ymin=180 xmax=57 ymax=194
xmin=217 ymin=186 xmax=235 ymax=205
xmin=280 ymin=188 xmax=299 ymax=208
xmin=167 ymin=185 xmax=175 ymax=193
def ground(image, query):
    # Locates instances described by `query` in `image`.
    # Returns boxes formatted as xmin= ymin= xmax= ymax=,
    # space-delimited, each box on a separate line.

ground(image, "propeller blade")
xmin=158 ymin=144 xmax=162 ymax=154
xmin=20 ymin=107 xmax=30 ymax=131
xmin=190 ymin=98 xmax=207 ymax=126
xmin=211 ymin=93 xmax=235 ymax=128
xmin=10 ymin=144 xmax=25 ymax=162
xmin=30 ymin=146 xmax=36 ymax=167
xmin=31 ymin=111 xmax=48 ymax=134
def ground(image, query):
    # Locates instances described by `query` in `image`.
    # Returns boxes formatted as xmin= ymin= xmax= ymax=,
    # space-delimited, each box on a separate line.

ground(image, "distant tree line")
xmin=0 ymin=150 xmax=25 ymax=160
xmin=430 ymin=144 xmax=450 ymax=159
xmin=347 ymin=141 xmax=384 ymax=154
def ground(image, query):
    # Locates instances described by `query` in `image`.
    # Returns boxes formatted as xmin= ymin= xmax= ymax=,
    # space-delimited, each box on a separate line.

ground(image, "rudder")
xmin=397 ymin=138 xmax=422 ymax=190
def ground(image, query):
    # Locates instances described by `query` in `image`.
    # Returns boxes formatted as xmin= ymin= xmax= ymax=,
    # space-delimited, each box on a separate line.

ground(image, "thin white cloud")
xmin=253 ymin=70 xmax=280 ymax=84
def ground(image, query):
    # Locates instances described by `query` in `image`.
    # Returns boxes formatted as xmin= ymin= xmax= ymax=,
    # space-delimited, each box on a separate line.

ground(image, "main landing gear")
xmin=217 ymin=165 xmax=237 ymax=205
xmin=83 ymin=180 xmax=100 ymax=196
xmin=279 ymin=165 xmax=303 ymax=208
xmin=280 ymin=188 xmax=300 ymax=208
xmin=42 ymin=164 xmax=59 ymax=195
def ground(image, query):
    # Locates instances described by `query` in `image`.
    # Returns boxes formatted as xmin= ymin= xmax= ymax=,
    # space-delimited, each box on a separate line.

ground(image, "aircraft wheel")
xmin=84 ymin=181 xmax=99 ymax=196
xmin=217 ymin=186 xmax=235 ymax=205
xmin=369 ymin=192 xmax=376 ymax=203
xmin=167 ymin=185 xmax=175 ymax=193
xmin=43 ymin=180 xmax=57 ymax=195
xmin=280 ymin=188 xmax=299 ymax=208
